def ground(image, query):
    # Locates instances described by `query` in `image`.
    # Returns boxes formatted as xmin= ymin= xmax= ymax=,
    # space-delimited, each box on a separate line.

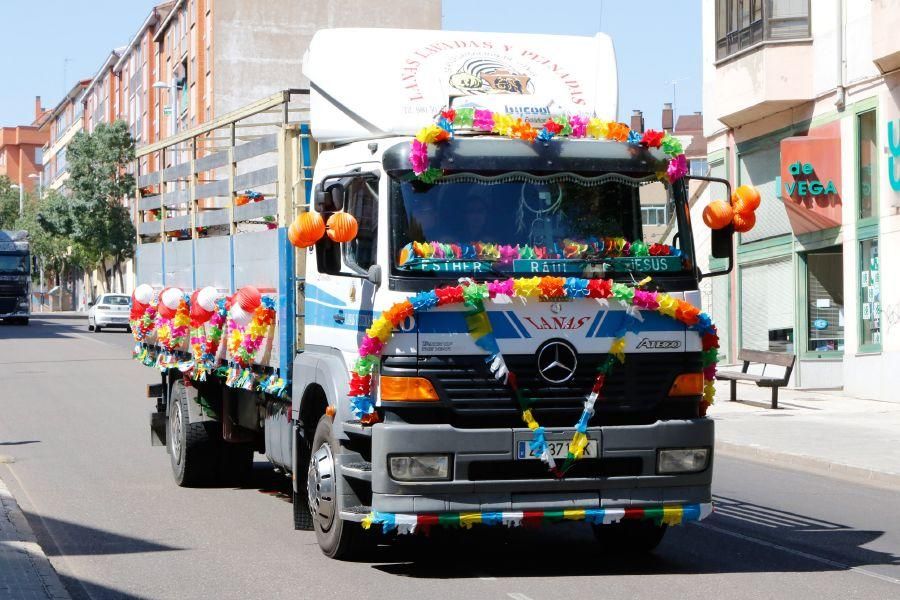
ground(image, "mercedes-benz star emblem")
xmin=536 ymin=340 xmax=578 ymax=384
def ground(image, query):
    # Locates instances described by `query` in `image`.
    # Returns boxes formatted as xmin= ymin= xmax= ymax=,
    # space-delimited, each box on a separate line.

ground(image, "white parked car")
xmin=88 ymin=294 xmax=131 ymax=332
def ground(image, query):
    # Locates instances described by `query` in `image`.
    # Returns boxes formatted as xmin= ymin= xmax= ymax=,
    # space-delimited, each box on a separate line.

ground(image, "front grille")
xmin=0 ymin=297 xmax=17 ymax=314
xmin=467 ymin=457 xmax=643 ymax=481
xmin=382 ymin=352 xmax=702 ymax=427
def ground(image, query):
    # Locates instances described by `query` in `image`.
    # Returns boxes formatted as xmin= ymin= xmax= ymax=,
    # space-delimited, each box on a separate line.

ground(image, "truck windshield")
xmin=390 ymin=172 xmax=687 ymax=277
xmin=0 ymin=255 xmax=28 ymax=273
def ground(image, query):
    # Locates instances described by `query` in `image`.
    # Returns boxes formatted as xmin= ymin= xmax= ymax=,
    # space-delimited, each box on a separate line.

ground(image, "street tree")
xmin=0 ymin=175 xmax=21 ymax=230
xmin=63 ymin=121 xmax=137 ymax=297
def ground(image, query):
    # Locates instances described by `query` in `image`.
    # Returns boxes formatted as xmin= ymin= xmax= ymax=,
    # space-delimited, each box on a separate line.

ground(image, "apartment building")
xmin=701 ymin=0 xmax=900 ymax=401
xmin=0 ymin=97 xmax=50 ymax=193
xmin=40 ymin=80 xmax=91 ymax=191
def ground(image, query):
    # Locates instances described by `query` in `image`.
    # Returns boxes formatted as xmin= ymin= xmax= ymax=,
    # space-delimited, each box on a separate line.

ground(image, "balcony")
xmin=872 ymin=0 xmax=900 ymax=74
xmin=713 ymin=41 xmax=813 ymax=128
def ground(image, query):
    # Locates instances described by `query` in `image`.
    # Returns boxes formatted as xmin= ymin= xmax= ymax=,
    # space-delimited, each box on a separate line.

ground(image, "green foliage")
xmin=53 ymin=121 xmax=137 ymax=281
xmin=0 ymin=175 xmax=21 ymax=229
xmin=15 ymin=190 xmax=77 ymax=276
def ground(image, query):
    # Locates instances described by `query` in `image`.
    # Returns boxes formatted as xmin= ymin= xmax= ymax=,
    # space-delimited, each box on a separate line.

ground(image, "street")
xmin=0 ymin=316 xmax=898 ymax=600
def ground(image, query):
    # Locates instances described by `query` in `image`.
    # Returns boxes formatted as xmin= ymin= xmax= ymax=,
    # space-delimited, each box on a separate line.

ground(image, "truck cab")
xmin=294 ymin=29 xmax=729 ymax=556
xmin=0 ymin=230 xmax=31 ymax=325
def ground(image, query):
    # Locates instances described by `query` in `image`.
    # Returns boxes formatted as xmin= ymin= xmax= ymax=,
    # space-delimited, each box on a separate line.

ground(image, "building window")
xmin=741 ymin=258 xmax=794 ymax=353
xmin=859 ymin=238 xmax=880 ymax=349
xmin=34 ymin=147 xmax=43 ymax=165
xmin=640 ymin=206 xmax=667 ymax=226
xmin=0 ymin=150 xmax=5 ymax=165
xmin=805 ymin=249 xmax=843 ymax=353
xmin=716 ymin=0 xmax=811 ymax=60
xmin=858 ymin=109 xmax=877 ymax=220
xmin=689 ymin=158 xmax=709 ymax=176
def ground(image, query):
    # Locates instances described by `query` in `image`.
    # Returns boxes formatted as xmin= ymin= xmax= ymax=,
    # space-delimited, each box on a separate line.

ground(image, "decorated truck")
xmin=131 ymin=29 xmax=744 ymax=559
xmin=0 ymin=230 xmax=31 ymax=325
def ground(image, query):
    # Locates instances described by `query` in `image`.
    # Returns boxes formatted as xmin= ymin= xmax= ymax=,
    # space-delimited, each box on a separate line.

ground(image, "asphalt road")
xmin=1 ymin=315 xmax=899 ymax=600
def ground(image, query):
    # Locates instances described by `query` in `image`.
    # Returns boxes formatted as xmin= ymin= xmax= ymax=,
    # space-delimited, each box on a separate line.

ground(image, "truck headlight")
xmin=657 ymin=448 xmax=709 ymax=474
xmin=389 ymin=454 xmax=451 ymax=481
xmin=19 ymin=302 xmax=28 ymax=308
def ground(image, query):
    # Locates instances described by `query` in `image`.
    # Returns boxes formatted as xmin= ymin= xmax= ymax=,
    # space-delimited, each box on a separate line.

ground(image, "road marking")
xmin=507 ymin=594 xmax=534 ymax=600
xmin=695 ymin=521 xmax=900 ymax=585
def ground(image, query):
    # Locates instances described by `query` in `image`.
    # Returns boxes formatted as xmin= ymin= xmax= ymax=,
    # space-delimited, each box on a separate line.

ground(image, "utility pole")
xmin=63 ymin=58 xmax=72 ymax=94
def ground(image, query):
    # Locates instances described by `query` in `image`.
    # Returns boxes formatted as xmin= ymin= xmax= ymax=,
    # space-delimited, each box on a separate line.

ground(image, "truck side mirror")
xmin=315 ymin=183 xmax=345 ymax=212
xmin=711 ymin=225 xmax=733 ymax=259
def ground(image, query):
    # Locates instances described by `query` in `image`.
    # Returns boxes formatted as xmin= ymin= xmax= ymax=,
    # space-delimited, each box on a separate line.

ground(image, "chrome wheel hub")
xmin=170 ymin=390 xmax=183 ymax=463
xmin=308 ymin=443 xmax=336 ymax=531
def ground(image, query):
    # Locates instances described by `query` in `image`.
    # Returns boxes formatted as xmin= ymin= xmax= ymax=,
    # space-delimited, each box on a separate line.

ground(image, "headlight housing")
xmin=388 ymin=454 xmax=451 ymax=481
xmin=657 ymin=448 xmax=710 ymax=474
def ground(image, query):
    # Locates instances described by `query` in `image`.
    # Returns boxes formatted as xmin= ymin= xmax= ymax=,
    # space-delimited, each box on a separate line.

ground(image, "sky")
xmin=0 ymin=0 xmax=701 ymax=130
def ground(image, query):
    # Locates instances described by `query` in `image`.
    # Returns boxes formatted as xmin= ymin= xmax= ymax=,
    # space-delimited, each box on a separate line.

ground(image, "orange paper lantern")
xmin=702 ymin=200 xmax=733 ymax=230
xmin=732 ymin=211 xmax=756 ymax=233
xmin=326 ymin=212 xmax=359 ymax=243
xmin=732 ymin=185 xmax=761 ymax=214
xmin=235 ymin=195 xmax=250 ymax=206
xmin=288 ymin=211 xmax=326 ymax=248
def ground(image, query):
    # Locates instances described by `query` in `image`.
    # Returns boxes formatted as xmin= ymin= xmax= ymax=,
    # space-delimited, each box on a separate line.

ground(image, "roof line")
xmin=82 ymin=49 xmax=124 ymax=98
xmin=112 ymin=4 xmax=169 ymax=73
xmin=154 ymin=0 xmax=185 ymax=42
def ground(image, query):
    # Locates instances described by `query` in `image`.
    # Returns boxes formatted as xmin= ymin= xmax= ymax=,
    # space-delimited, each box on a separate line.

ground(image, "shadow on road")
xmin=0 ymin=440 xmax=40 ymax=446
xmin=364 ymin=494 xmax=899 ymax=578
xmin=56 ymin=574 xmax=154 ymax=600
xmin=22 ymin=509 xmax=183 ymax=557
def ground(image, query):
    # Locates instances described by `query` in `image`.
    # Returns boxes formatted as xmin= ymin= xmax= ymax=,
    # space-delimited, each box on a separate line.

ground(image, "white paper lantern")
xmin=196 ymin=286 xmax=219 ymax=312
xmin=161 ymin=287 xmax=184 ymax=310
xmin=133 ymin=284 xmax=154 ymax=305
xmin=229 ymin=304 xmax=253 ymax=327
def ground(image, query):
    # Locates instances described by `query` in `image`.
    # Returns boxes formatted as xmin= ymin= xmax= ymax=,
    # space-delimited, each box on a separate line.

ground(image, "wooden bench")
xmin=716 ymin=349 xmax=796 ymax=409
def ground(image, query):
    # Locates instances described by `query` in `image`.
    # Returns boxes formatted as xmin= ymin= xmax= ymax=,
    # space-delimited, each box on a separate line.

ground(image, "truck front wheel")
xmin=308 ymin=415 xmax=365 ymax=559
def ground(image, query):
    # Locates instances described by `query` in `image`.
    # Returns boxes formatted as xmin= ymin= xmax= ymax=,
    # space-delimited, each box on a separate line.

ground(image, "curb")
xmin=716 ymin=440 xmax=900 ymax=492
xmin=0 ymin=475 xmax=71 ymax=600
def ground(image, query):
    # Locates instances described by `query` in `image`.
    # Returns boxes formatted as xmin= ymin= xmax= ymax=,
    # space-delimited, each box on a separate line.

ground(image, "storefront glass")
xmin=858 ymin=110 xmax=877 ymax=220
xmin=806 ymin=249 xmax=844 ymax=352
xmin=859 ymin=238 xmax=880 ymax=348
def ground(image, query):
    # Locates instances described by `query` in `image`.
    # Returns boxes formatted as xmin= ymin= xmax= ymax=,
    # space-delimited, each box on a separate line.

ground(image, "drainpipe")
xmin=835 ymin=0 xmax=846 ymax=110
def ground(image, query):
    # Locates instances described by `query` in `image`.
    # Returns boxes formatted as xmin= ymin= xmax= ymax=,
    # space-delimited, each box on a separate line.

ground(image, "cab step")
xmin=340 ymin=461 xmax=372 ymax=482
xmin=342 ymin=420 xmax=372 ymax=437
xmin=340 ymin=504 xmax=371 ymax=522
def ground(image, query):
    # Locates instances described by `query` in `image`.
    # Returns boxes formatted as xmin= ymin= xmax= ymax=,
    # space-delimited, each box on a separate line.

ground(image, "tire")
xmin=95 ymin=325 xmax=102 ymax=333
xmin=20 ymin=318 xmax=28 ymax=326
xmin=88 ymin=323 xmax=94 ymax=331
xmin=308 ymin=415 xmax=365 ymax=559
xmin=592 ymin=520 xmax=668 ymax=553
xmin=168 ymin=378 xmax=221 ymax=487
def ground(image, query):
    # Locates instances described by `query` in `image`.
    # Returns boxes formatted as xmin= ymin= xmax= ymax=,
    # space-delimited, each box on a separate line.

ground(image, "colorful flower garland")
xmin=348 ymin=277 xmax=718 ymax=478
xmin=155 ymin=296 xmax=190 ymax=371
xmin=224 ymin=296 xmax=277 ymax=390
xmin=130 ymin=289 xmax=287 ymax=396
xmin=410 ymin=108 xmax=686 ymax=184
xmin=399 ymin=238 xmax=680 ymax=266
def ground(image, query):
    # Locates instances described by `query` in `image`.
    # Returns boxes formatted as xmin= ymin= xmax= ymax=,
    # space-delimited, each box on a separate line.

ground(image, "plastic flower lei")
xmin=347 ymin=277 xmax=718 ymax=479
xmin=185 ymin=298 xmax=228 ymax=381
xmin=225 ymin=296 xmax=277 ymax=389
xmin=154 ymin=296 xmax=190 ymax=370
xmin=409 ymin=108 xmax=687 ymax=184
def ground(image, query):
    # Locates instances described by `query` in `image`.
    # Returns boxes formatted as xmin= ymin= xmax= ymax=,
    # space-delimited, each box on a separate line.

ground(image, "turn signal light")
xmin=380 ymin=376 xmax=439 ymax=402
xmin=668 ymin=373 xmax=704 ymax=396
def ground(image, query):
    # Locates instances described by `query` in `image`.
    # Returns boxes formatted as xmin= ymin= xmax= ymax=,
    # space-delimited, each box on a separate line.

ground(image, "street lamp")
xmin=28 ymin=172 xmax=41 ymax=200
xmin=10 ymin=183 xmax=23 ymax=216
xmin=153 ymin=80 xmax=178 ymax=137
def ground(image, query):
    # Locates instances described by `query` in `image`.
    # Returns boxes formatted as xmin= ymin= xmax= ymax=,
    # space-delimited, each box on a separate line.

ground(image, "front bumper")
xmin=364 ymin=418 xmax=713 ymax=515
xmin=94 ymin=314 xmax=130 ymax=327
xmin=0 ymin=311 xmax=28 ymax=318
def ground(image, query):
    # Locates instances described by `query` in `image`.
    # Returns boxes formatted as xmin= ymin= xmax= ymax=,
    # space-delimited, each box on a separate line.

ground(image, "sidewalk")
xmin=711 ymin=380 xmax=900 ymax=489
xmin=0 ymin=474 xmax=70 ymax=600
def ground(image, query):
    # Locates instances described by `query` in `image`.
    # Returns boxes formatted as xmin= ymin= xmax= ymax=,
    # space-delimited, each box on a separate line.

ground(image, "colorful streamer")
xmin=361 ymin=502 xmax=714 ymax=535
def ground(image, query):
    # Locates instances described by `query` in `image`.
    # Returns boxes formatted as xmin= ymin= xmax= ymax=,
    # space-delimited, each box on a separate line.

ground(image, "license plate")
xmin=516 ymin=438 xmax=598 ymax=460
